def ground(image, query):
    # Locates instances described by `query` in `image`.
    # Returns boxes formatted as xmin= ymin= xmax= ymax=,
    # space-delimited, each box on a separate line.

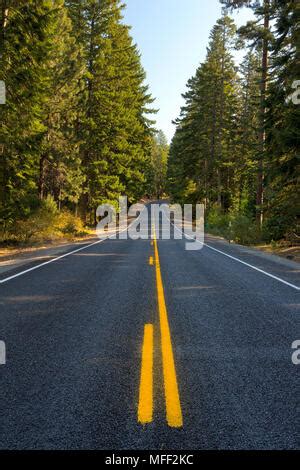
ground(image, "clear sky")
xmin=123 ymin=0 xmax=254 ymax=142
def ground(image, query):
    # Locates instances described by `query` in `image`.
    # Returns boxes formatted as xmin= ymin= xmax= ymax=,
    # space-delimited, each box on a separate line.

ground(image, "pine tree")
xmin=37 ymin=0 xmax=85 ymax=207
xmin=263 ymin=0 xmax=300 ymax=240
xmin=168 ymin=15 xmax=239 ymax=210
xmin=1 ymin=0 xmax=155 ymax=231
xmin=221 ymin=0 xmax=273 ymax=224
xmin=147 ymin=130 xmax=168 ymax=199
xmin=233 ymin=50 xmax=261 ymax=216
xmin=65 ymin=0 xmax=155 ymax=221
xmin=0 ymin=0 xmax=86 ymax=225
xmin=169 ymin=0 xmax=298 ymax=242
xmin=0 ymin=1 xmax=54 ymax=222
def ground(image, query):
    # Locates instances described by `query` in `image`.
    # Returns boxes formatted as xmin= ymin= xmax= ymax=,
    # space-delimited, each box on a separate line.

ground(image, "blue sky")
xmin=123 ymin=0 xmax=254 ymax=142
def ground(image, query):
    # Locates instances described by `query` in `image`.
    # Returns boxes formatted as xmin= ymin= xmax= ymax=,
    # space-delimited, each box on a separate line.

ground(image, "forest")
xmin=0 ymin=0 xmax=299 ymax=247
xmin=168 ymin=0 xmax=299 ymax=244
xmin=0 ymin=0 xmax=167 ymax=243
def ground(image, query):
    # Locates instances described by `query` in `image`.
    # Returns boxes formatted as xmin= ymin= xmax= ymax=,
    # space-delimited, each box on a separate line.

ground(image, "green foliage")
xmin=206 ymin=207 xmax=260 ymax=245
xmin=0 ymin=0 xmax=155 ymax=238
xmin=12 ymin=195 xmax=59 ymax=243
xmin=168 ymin=15 xmax=240 ymax=209
xmin=65 ymin=0 xmax=155 ymax=217
xmin=0 ymin=196 xmax=87 ymax=244
xmin=230 ymin=214 xmax=260 ymax=244
xmin=56 ymin=210 xmax=86 ymax=236
xmin=263 ymin=184 xmax=299 ymax=242
xmin=263 ymin=0 xmax=300 ymax=242
xmin=146 ymin=130 xmax=169 ymax=198
xmin=168 ymin=3 xmax=299 ymax=244
xmin=206 ymin=207 xmax=231 ymax=238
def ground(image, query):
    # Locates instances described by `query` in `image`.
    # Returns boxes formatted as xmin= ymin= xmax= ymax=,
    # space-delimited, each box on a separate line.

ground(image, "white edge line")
xmin=0 ymin=223 xmax=131 ymax=285
xmin=203 ymin=243 xmax=300 ymax=291
xmin=168 ymin=214 xmax=300 ymax=292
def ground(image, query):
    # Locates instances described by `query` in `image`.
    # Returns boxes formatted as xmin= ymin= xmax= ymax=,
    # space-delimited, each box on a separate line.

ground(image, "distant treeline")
xmin=168 ymin=0 xmax=299 ymax=243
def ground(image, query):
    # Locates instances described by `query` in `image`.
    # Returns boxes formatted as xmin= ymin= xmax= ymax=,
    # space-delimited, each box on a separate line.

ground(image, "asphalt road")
xmin=0 ymin=206 xmax=299 ymax=450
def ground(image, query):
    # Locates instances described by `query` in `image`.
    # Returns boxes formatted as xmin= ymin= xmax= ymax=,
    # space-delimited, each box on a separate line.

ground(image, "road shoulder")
xmin=206 ymin=234 xmax=300 ymax=269
xmin=0 ymin=236 xmax=98 ymax=276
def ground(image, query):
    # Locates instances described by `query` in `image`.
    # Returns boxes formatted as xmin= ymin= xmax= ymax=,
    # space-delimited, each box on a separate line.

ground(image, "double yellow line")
xmin=138 ymin=226 xmax=183 ymax=428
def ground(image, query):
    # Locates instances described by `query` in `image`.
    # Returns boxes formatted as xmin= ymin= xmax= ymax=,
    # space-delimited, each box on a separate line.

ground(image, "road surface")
xmin=0 ymin=205 xmax=299 ymax=450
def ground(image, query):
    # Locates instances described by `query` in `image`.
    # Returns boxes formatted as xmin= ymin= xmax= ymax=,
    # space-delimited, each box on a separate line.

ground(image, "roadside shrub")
xmin=206 ymin=206 xmax=231 ymax=238
xmin=206 ymin=207 xmax=259 ymax=245
xmin=56 ymin=210 xmax=86 ymax=236
xmin=13 ymin=195 xmax=59 ymax=243
xmin=262 ymin=212 xmax=298 ymax=243
xmin=230 ymin=214 xmax=260 ymax=245
xmin=5 ymin=196 xmax=88 ymax=244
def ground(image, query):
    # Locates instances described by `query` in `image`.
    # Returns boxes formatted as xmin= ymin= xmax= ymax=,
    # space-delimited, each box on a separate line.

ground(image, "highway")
xmin=0 ymin=205 xmax=299 ymax=450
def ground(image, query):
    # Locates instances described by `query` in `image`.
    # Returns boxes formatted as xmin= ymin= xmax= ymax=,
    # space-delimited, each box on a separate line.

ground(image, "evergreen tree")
xmin=168 ymin=15 xmax=239 ymax=209
xmin=0 ymin=0 xmax=155 ymax=230
xmin=169 ymin=1 xmax=298 ymax=243
xmin=65 ymin=0 xmax=155 ymax=221
xmin=233 ymin=50 xmax=261 ymax=216
xmin=147 ymin=130 xmax=168 ymax=199
xmin=38 ymin=0 xmax=85 ymax=209
xmin=221 ymin=0 xmax=273 ymax=224
xmin=0 ymin=1 xmax=57 ymax=222
xmin=0 ymin=0 xmax=86 ymax=227
xmin=263 ymin=0 xmax=300 ymax=240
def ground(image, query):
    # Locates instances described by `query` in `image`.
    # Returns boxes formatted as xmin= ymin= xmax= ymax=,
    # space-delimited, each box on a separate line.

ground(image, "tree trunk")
xmin=217 ymin=169 xmax=222 ymax=208
xmin=256 ymin=0 xmax=270 ymax=227
xmin=79 ymin=192 xmax=89 ymax=223
xmin=78 ymin=12 xmax=95 ymax=222
xmin=38 ymin=155 xmax=46 ymax=200
xmin=1 ymin=1 xmax=9 ymax=38
xmin=217 ymin=20 xmax=226 ymax=210
xmin=210 ymin=90 xmax=217 ymax=206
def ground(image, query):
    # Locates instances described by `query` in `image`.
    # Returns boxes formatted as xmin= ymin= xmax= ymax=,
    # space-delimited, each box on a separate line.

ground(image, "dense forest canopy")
xmin=168 ymin=0 xmax=299 ymax=243
xmin=0 ymin=0 xmax=298 ymax=245
xmin=0 ymin=0 xmax=163 ymax=238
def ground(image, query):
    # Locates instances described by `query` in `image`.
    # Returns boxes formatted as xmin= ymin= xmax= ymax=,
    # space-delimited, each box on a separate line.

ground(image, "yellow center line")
xmin=149 ymin=256 xmax=154 ymax=265
xmin=153 ymin=225 xmax=183 ymax=428
xmin=138 ymin=323 xmax=154 ymax=424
